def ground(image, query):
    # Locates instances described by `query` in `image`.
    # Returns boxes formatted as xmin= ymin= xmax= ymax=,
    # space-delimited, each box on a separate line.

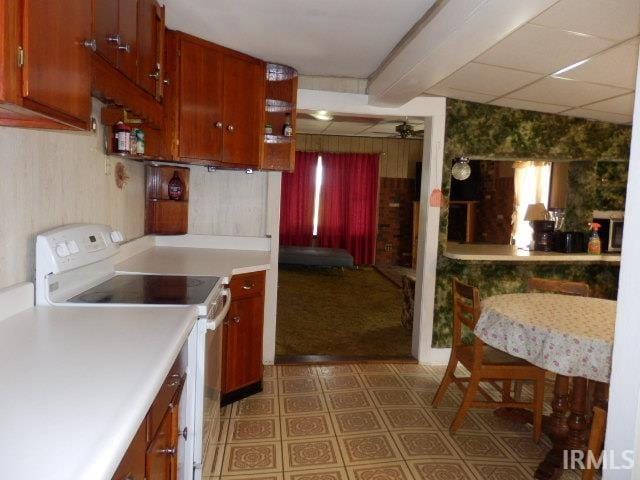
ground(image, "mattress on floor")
xmin=279 ymin=246 xmax=354 ymax=267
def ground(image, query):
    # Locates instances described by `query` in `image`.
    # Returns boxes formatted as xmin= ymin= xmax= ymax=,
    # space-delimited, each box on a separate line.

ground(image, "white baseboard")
xmin=420 ymin=347 xmax=452 ymax=365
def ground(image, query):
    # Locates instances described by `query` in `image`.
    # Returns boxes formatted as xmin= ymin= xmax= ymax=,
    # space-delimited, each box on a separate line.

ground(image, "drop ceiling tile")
xmin=583 ymin=93 xmax=635 ymax=115
xmin=437 ymin=63 xmax=541 ymax=96
xmin=368 ymin=122 xmax=402 ymax=134
xmin=509 ymin=76 xmax=630 ymax=107
xmin=531 ymin=0 xmax=640 ymax=42
xmin=322 ymin=121 xmax=375 ymax=135
xmin=296 ymin=118 xmax=330 ymax=134
xmin=475 ymin=24 xmax=614 ymax=74
xmin=425 ymin=87 xmax=495 ymax=103
xmin=490 ymin=98 xmax=570 ymax=114
xmin=561 ymin=108 xmax=632 ymax=124
xmin=556 ymin=39 xmax=639 ymax=89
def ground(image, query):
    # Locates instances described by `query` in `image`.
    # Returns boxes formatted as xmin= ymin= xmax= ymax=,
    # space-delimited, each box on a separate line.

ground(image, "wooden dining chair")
xmin=432 ymin=278 xmax=546 ymax=442
xmin=582 ymin=407 xmax=607 ymax=480
xmin=527 ymin=277 xmax=590 ymax=297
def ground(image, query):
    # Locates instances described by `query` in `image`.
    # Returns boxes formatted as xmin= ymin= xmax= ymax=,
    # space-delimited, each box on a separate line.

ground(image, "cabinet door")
xmin=178 ymin=39 xmax=223 ymax=162
xmin=222 ymin=55 xmax=264 ymax=167
xmin=93 ymin=0 xmax=119 ymax=65
xmin=146 ymin=406 xmax=173 ymax=480
xmin=22 ymin=0 xmax=92 ymax=126
xmin=223 ymin=295 xmax=264 ymax=393
xmin=117 ymin=0 xmax=138 ymax=81
xmin=138 ymin=0 xmax=164 ymax=97
xmin=112 ymin=417 xmax=147 ymax=480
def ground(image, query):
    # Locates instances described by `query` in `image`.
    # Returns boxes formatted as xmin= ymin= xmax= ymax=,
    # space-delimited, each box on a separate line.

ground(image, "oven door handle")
xmin=206 ymin=288 xmax=231 ymax=330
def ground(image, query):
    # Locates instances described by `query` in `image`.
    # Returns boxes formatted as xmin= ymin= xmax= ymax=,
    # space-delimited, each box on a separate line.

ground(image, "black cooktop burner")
xmin=68 ymin=274 xmax=220 ymax=305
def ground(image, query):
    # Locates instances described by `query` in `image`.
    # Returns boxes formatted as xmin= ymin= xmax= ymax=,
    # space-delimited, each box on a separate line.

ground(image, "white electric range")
xmin=35 ymin=223 xmax=230 ymax=480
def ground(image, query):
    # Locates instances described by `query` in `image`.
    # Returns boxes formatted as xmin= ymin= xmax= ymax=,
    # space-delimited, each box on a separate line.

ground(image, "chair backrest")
xmin=527 ymin=277 xmax=590 ymax=297
xmin=452 ymin=278 xmax=482 ymax=346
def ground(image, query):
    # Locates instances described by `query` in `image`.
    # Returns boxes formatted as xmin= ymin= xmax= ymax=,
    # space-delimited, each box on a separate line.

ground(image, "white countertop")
xmin=444 ymin=242 xmax=621 ymax=263
xmin=116 ymin=246 xmax=271 ymax=279
xmin=0 ymin=305 xmax=197 ymax=480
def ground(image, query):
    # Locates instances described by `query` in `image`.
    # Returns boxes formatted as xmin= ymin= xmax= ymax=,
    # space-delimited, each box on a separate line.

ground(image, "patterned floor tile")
xmin=426 ymin=408 xmax=485 ymax=433
xmin=391 ymin=430 xmax=459 ymax=460
xmin=355 ymin=364 xmax=394 ymax=373
xmin=360 ymin=374 xmax=404 ymax=389
xmin=280 ymin=365 xmax=318 ymax=378
xmin=465 ymin=460 xmax=532 ymax=480
xmin=221 ymin=404 xmax=232 ymax=419
xmin=407 ymin=459 xmax=476 ymax=480
xmin=222 ymin=442 xmax=283 ymax=476
xmin=263 ymin=365 xmax=277 ymax=379
xmin=337 ymin=432 xmax=403 ymax=466
xmin=235 ymin=397 xmax=280 ymax=418
xmin=330 ymin=409 xmax=387 ymax=435
xmin=471 ymin=409 xmax=532 ymax=434
xmin=283 ymin=437 xmax=344 ymax=471
xmin=280 ymin=378 xmax=323 ymax=396
xmin=446 ymin=432 xmax=514 ymax=461
xmin=414 ymin=389 xmax=462 ymax=409
xmin=399 ymin=375 xmax=439 ymax=390
xmin=256 ymin=379 xmax=276 ymax=396
xmin=281 ymin=394 xmax=329 ymax=416
xmin=317 ymin=365 xmax=357 ymax=376
xmin=281 ymin=413 xmax=335 ymax=439
xmin=369 ymin=389 xmax=420 ymax=407
xmin=346 ymin=461 xmax=414 ymax=480
xmin=220 ymin=474 xmax=284 ymax=480
xmin=203 ymin=442 xmax=225 ymax=477
xmin=284 ymin=467 xmax=349 ymax=480
xmin=325 ymin=391 xmax=375 ymax=412
xmin=214 ymin=418 xmax=231 ymax=444
xmin=390 ymin=364 xmax=428 ymax=374
xmin=494 ymin=433 xmax=551 ymax=462
xmin=378 ymin=407 xmax=436 ymax=431
xmin=229 ymin=418 xmax=281 ymax=443
xmin=320 ymin=374 xmax=365 ymax=391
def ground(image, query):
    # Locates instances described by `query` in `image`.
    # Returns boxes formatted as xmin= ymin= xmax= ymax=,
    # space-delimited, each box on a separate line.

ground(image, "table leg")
xmin=535 ymin=375 xmax=570 ymax=480
xmin=566 ymin=377 xmax=589 ymax=451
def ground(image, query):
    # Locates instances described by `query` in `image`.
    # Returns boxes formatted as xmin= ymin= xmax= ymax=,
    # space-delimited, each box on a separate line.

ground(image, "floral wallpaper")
xmin=433 ymin=100 xmax=630 ymax=348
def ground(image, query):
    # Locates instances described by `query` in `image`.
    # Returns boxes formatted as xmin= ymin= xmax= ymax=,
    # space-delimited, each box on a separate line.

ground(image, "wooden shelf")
xmin=264 ymin=134 xmax=293 ymax=144
xmin=107 ymin=152 xmax=168 ymax=162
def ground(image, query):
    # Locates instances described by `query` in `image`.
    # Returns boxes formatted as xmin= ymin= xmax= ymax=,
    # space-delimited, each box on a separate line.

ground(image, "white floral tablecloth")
xmin=475 ymin=293 xmax=617 ymax=383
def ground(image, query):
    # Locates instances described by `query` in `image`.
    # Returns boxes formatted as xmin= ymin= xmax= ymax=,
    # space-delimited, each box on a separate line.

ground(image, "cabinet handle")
xmin=149 ymin=70 xmax=161 ymax=80
xmin=163 ymin=78 xmax=171 ymax=86
xmin=158 ymin=447 xmax=176 ymax=456
xmin=182 ymin=427 xmax=188 ymax=440
xmin=83 ymin=39 xmax=97 ymax=52
xmin=242 ymin=283 xmax=255 ymax=290
xmin=227 ymin=125 xmax=235 ymax=132
xmin=167 ymin=380 xmax=180 ymax=387
xmin=118 ymin=43 xmax=131 ymax=53
xmin=233 ymin=315 xmax=241 ymax=323
xmin=215 ymin=121 xmax=223 ymax=129
xmin=106 ymin=34 xmax=121 ymax=45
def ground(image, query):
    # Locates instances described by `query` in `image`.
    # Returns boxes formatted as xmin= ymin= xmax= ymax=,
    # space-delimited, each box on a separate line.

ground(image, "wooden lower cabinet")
xmin=222 ymin=271 xmax=265 ymax=404
xmin=112 ymin=348 xmax=185 ymax=480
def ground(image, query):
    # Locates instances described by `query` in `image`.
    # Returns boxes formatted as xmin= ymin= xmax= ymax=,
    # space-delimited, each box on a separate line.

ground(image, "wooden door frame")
xmin=262 ymin=89 xmax=447 ymax=364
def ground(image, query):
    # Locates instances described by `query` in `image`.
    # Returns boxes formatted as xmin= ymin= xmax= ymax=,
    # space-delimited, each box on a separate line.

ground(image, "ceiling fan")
xmin=395 ymin=121 xmax=421 ymax=138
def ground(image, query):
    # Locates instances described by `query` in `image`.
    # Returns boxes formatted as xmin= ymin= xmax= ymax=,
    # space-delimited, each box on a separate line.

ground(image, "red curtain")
xmin=318 ymin=153 xmax=380 ymax=265
xmin=279 ymin=152 xmax=317 ymax=246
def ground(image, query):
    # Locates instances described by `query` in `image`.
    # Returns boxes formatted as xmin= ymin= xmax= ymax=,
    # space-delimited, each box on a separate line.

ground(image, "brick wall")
xmin=376 ymin=178 xmax=416 ymax=266
xmin=476 ymin=161 xmax=514 ymax=244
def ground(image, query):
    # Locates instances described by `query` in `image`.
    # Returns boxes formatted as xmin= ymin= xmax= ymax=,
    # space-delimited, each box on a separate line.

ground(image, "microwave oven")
xmin=593 ymin=210 xmax=624 ymax=252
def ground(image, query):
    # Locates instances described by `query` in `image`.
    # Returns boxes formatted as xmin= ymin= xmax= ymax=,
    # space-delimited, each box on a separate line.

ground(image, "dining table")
xmin=475 ymin=292 xmax=617 ymax=480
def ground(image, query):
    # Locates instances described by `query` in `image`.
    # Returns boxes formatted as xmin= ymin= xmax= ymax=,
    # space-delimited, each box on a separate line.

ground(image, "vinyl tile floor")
xmin=202 ymin=364 xmax=591 ymax=480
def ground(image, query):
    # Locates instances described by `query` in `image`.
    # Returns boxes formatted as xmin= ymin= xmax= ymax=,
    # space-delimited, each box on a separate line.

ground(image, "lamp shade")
xmin=524 ymin=203 xmax=548 ymax=221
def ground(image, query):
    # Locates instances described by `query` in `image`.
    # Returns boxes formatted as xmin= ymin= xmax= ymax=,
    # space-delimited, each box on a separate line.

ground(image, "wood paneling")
xmin=296 ymin=134 xmax=423 ymax=179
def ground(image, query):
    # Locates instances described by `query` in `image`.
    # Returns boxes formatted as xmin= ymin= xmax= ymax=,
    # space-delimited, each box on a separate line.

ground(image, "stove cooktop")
xmin=67 ymin=274 xmax=220 ymax=305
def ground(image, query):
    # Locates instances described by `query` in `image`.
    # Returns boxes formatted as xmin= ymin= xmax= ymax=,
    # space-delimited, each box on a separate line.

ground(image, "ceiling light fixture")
xmin=311 ymin=110 xmax=334 ymax=121
xmin=552 ymin=58 xmax=590 ymax=77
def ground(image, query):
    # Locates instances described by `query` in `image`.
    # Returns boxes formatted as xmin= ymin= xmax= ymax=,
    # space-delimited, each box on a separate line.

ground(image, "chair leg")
xmin=532 ymin=375 xmax=545 ymax=443
xmin=451 ymin=372 xmax=480 ymax=434
xmin=583 ymin=407 xmax=607 ymax=480
xmin=432 ymin=353 xmax=458 ymax=407
xmin=502 ymin=380 xmax=512 ymax=402
xmin=514 ymin=381 xmax=524 ymax=401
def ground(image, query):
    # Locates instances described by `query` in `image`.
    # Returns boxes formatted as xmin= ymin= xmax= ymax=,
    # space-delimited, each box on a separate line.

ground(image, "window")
xmin=512 ymin=161 xmax=552 ymax=249
xmin=312 ymin=155 xmax=323 ymax=236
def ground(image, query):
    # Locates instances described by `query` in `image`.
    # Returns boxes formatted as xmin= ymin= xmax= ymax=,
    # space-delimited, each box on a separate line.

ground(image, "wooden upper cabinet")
xmin=22 ymin=0 xmax=92 ymax=127
xmin=178 ymin=37 xmax=224 ymax=163
xmin=93 ymin=0 xmax=119 ymax=65
xmin=117 ymin=0 xmax=138 ymax=81
xmin=222 ymin=55 xmax=264 ymax=167
xmin=138 ymin=0 xmax=165 ymax=98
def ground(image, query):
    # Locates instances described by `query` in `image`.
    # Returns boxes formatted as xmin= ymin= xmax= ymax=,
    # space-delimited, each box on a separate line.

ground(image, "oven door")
xmin=193 ymin=288 xmax=231 ymax=480
xmin=609 ymin=219 xmax=623 ymax=252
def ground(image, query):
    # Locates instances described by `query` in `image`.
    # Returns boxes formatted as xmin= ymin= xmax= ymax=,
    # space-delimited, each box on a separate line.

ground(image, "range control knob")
xmin=67 ymin=240 xmax=80 ymax=254
xmin=55 ymin=243 xmax=70 ymax=258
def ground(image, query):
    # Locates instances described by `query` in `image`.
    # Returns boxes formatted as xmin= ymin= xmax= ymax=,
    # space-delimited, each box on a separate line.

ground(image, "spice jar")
xmin=113 ymin=122 xmax=132 ymax=154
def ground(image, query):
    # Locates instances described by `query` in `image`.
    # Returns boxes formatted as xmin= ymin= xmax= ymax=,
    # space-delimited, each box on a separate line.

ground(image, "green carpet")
xmin=275 ymin=266 xmax=412 ymax=357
